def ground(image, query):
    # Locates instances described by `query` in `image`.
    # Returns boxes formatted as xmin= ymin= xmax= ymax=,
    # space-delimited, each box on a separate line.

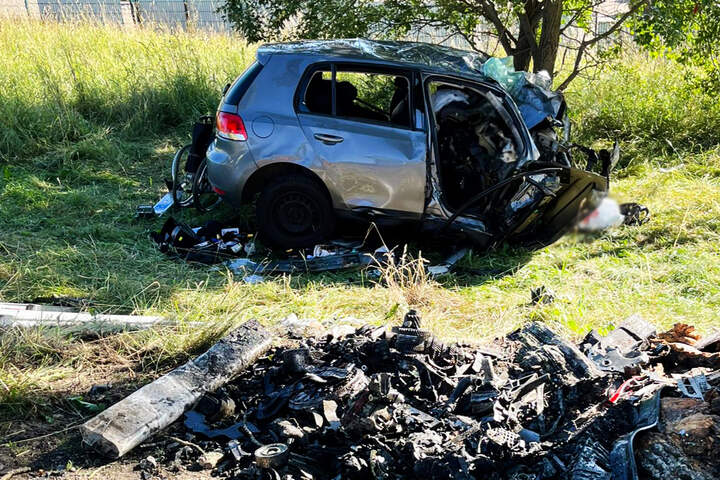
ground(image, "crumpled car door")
xmin=296 ymin=66 xmax=427 ymax=218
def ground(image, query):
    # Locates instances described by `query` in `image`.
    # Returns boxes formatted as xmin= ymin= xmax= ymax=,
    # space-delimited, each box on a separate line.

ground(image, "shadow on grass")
xmin=1 ymin=106 xmax=540 ymax=313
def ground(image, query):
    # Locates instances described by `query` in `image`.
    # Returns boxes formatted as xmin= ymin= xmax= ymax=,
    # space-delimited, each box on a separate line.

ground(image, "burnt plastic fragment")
xmin=183 ymin=410 xmax=259 ymax=441
xmin=257 ymin=384 xmax=297 ymax=421
xmin=282 ymin=348 xmax=311 ymax=374
xmin=227 ymin=440 xmax=252 ymax=462
xmin=531 ymin=285 xmax=556 ymax=305
xmin=570 ymin=439 xmax=612 ymax=480
xmin=609 ymin=389 xmax=663 ymax=480
xmin=620 ymin=203 xmax=650 ymax=226
xmin=509 ymin=322 xmax=602 ymax=384
xmin=583 ymin=315 xmax=656 ymax=373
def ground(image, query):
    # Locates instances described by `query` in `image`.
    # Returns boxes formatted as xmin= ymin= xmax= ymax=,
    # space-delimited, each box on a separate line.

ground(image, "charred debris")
xmin=102 ymin=312 xmax=720 ymax=480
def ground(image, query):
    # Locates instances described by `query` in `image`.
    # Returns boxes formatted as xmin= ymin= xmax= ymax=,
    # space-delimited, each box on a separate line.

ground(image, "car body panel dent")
xmin=296 ymin=113 xmax=426 ymax=215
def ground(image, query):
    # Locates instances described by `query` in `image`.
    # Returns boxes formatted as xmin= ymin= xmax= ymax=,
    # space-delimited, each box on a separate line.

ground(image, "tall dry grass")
xmin=0 ymin=18 xmax=255 ymax=161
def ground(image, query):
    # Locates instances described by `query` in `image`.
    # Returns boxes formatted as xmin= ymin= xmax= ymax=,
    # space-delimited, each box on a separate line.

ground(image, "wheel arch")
xmin=242 ymin=162 xmax=335 ymax=205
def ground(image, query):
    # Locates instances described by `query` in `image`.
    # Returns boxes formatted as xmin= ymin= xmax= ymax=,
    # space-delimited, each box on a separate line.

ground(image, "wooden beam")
xmin=80 ymin=320 xmax=273 ymax=458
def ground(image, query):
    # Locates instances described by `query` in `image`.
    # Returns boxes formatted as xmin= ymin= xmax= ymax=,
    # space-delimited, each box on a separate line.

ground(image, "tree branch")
xmin=556 ymin=34 xmax=589 ymax=90
xmin=560 ymin=1 xmax=603 ymax=35
xmin=556 ymin=0 xmax=648 ymax=90
xmin=580 ymin=0 xmax=648 ymax=49
xmin=475 ymin=0 xmax=517 ymax=52
xmin=518 ymin=11 xmax=540 ymax=60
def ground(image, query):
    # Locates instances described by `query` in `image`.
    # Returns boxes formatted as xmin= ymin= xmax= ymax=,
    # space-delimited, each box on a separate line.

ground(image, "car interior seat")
xmin=389 ymin=77 xmax=410 ymax=126
xmin=305 ymin=74 xmax=332 ymax=114
xmin=335 ymin=81 xmax=358 ymax=117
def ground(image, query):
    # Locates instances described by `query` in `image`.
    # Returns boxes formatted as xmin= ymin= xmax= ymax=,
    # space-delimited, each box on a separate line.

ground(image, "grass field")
xmin=1 ymin=18 xmax=719 ymax=433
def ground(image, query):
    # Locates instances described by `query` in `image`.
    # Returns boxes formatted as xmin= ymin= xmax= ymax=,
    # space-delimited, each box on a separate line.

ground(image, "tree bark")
xmin=513 ymin=40 xmax=532 ymax=72
xmin=514 ymin=1 xmax=541 ymax=72
xmin=537 ymin=0 xmax=563 ymax=75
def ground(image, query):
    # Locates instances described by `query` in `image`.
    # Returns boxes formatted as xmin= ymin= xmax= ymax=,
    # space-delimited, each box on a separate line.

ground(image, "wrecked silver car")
xmin=207 ymin=39 xmax=614 ymax=248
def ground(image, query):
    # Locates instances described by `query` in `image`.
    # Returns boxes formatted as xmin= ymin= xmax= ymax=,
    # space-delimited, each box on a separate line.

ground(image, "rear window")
xmin=224 ymin=61 xmax=263 ymax=105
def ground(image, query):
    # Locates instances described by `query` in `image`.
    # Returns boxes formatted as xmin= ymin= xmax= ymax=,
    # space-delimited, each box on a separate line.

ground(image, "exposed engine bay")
xmin=427 ymin=78 xmax=617 ymax=249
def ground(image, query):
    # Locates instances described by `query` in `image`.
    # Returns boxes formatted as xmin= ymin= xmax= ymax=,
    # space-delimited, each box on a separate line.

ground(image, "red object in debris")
xmin=216 ymin=112 xmax=247 ymax=141
xmin=212 ymin=186 xmax=226 ymax=196
xmin=608 ymin=376 xmax=644 ymax=404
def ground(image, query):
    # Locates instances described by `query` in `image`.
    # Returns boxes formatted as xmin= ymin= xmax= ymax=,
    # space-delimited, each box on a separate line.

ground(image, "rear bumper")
xmin=205 ymin=138 xmax=257 ymax=207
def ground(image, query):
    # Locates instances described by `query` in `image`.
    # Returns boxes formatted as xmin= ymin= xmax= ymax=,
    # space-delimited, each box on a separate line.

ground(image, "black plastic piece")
xmin=609 ymin=389 xmax=663 ymax=480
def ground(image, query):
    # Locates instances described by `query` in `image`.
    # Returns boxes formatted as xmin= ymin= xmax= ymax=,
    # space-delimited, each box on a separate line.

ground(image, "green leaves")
xmin=633 ymin=1 xmax=720 ymax=88
xmin=221 ymin=0 xmax=394 ymax=42
xmin=221 ymin=1 xmax=650 ymax=87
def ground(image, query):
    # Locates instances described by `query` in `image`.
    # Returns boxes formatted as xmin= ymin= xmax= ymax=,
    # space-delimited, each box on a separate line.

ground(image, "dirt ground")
xmin=1 ymin=418 xmax=217 ymax=480
xmin=0 ymin=365 xmax=209 ymax=480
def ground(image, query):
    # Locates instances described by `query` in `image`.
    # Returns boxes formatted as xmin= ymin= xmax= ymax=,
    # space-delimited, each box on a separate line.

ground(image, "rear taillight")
xmin=216 ymin=111 xmax=247 ymax=141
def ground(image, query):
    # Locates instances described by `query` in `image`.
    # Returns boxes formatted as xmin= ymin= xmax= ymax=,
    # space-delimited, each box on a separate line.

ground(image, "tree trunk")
xmin=536 ymin=0 xmax=563 ymax=75
xmin=513 ymin=1 xmax=542 ymax=72
xmin=513 ymin=40 xmax=532 ymax=72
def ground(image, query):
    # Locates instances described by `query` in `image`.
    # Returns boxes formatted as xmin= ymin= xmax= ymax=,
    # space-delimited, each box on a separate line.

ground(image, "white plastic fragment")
xmin=243 ymin=274 xmax=265 ymax=284
xmin=577 ymin=198 xmax=624 ymax=232
xmin=0 ymin=304 xmax=167 ymax=330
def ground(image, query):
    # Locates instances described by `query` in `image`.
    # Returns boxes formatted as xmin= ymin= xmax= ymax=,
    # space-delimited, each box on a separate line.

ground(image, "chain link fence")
xmin=1 ymin=0 xmax=231 ymax=31
xmin=2 ymin=1 xmax=629 ymax=46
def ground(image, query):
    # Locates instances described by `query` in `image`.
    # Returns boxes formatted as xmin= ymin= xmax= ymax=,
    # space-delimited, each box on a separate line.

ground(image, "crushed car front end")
xmin=419 ymin=67 xmax=613 ymax=250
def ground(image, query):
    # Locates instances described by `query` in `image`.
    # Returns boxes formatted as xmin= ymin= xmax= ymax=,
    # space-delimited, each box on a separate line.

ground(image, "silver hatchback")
xmin=206 ymin=39 xmax=609 ymax=248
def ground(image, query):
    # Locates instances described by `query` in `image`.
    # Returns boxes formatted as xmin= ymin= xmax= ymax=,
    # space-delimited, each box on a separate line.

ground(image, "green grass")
xmin=1 ymin=19 xmax=719 ymax=420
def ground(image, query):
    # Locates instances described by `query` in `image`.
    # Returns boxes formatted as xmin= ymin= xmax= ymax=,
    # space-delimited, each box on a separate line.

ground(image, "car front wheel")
xmin=256 ymin=175 xmax=335 ymax=248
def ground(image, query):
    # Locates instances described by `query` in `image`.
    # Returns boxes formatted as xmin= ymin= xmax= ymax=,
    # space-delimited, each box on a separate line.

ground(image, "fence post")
xmin=120 ymin=1 xmax=136 ymax=28
xmin=24 ymin=0 xmax=41 ymax=18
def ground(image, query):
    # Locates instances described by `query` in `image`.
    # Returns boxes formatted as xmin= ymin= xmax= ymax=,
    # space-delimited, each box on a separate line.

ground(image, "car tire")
xmin=256 ymin=175 xmax=335 ymax=248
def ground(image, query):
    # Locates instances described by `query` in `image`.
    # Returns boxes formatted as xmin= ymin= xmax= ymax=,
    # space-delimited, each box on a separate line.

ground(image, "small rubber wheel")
xmin=256 ymin=175 xmax=335 ymax=248
xmin=192 ymin=159 xmax=222 ymax=213
xmin=171 ymin=144 xmax=194 ymax=207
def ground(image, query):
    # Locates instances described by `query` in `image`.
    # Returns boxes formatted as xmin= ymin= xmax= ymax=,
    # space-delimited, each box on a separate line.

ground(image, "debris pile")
xmin=150 ymin=217 xmax=470 ymax=280
xmin=117 ymin=313 xmax=720 ymax=479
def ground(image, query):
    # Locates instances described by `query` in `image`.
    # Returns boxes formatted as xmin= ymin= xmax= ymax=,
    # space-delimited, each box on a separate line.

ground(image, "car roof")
xmin=257 ymin=39 xmax=490 ymax=79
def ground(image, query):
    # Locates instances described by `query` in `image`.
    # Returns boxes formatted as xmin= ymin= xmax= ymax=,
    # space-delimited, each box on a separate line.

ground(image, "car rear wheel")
xmin=256 ymin=175 xmax=335 ymax=248
xmin=171 ymin=144 xmax=195 ymax=207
